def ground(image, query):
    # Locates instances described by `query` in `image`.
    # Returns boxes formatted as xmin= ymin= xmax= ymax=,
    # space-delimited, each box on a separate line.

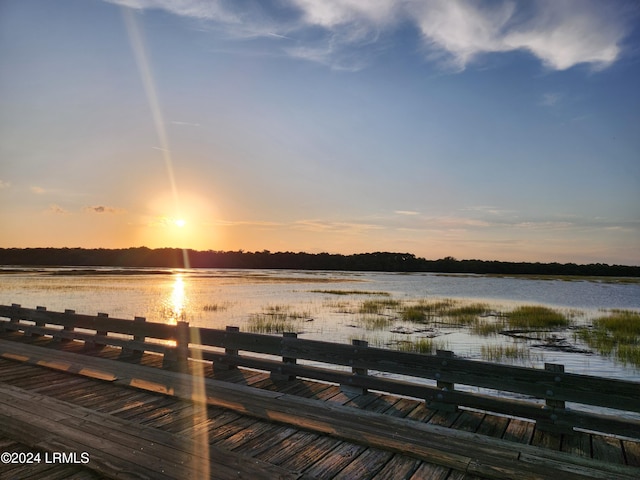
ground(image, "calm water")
xmin=1 ymin=267 xmax=639 ymax=381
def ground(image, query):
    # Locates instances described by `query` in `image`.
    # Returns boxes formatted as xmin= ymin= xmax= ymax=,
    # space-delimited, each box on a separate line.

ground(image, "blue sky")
xmin=1 ymin=0 xmax=639 ymax=264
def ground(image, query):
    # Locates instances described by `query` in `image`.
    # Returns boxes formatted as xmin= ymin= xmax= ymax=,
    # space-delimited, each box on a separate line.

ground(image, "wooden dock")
xmin=1 ymin=305 xmax=639 ymax=479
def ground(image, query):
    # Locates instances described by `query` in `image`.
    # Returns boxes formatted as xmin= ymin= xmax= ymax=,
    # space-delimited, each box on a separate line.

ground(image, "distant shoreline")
xmin=1 ymin=247 xmax=638 ymax=277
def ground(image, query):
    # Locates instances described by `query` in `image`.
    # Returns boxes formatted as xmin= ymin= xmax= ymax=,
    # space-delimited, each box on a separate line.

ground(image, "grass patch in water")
xmin=247 ymin=304 xmax=310 ymax=333
xmin=357 ymin=315 xmax=394 ymax=330
xmin=447 ymin=303 xmax=492 ymax=325
xmin=247 ymin=317 xmax=299 ymax=334
xmin=506 ymin=305 xmax=570 ymax=329
xmin=481 ymin=344 xmax=535 ymax=363
xmin=203 ymin=302 xmax=230 ymax=312
xmin=577 ymin=310 xmax=640 ymax=366
xmin=401 ymin=299 xmax=491 ymax=326
xmin=311 ymin=289 xmax=391 ymax=296
xmin=471 ymin=318 xmax=506 ymax=336
xmin=359 ymin=299 xmax=401 ymax=315
xmin=396 ymin=337 xmax=445 ymax=354
xmin=401 ymin=306 xmax=428 ymax=322
xmin=400 ymin=299 xmax=458 ymax=322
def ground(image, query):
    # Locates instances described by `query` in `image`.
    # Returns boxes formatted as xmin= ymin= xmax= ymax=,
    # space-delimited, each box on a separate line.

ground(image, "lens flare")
xmin=123 ymin=7 xmax=190 ymax=268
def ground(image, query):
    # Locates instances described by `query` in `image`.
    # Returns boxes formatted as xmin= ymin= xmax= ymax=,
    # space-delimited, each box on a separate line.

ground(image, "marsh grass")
xmin=203 ymin=302 xmax=231 ymax=312
xmin=311 ymin=289 xmax=391 ymax=296
xmin=401 ymin=306 xmax=428 ymax=322
xmin=506 ymin=305 xmax=570 ymax=329
xmin=359 ymin=299 xmax=401 ymax=315
xmin=396 ymin=337 xmax=445 ymax=354
xmin=247 ymin=304 xmax=310 ymax=333
xmin=577 ymin=310 xmax=640 ymax=366
xmin=400 ymin=298 xmax=458 ymax=323
xmin=357 ymin=315 xmax=394 ymax=330
xmin=247 ymin=316 xmax=299 ymax=333
xmin=323 ymin=299 xmax=354 ymax=313
xmin=400 ymin=299 xmax=491 ymax=327
xmin=481 ymin=344 xmax=537 ymax=362
xmin=471 ymin=318 xmax=507 ymax=336
xmin=446 ymin=303 xmax=492 ymax=326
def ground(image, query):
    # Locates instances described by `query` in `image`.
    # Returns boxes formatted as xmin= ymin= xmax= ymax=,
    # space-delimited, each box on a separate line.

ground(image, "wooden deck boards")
xmin=0 ymin=332 xmax=638 ymax=479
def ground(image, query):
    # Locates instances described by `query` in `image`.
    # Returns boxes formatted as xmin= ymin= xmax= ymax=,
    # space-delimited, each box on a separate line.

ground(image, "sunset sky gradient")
xmin=1 ymin=0 xmax=639 ymax=264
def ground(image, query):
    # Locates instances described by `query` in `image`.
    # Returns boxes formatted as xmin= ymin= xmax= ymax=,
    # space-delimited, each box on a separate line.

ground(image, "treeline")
xmin=1 ymin=247 xmax=639 ymax=277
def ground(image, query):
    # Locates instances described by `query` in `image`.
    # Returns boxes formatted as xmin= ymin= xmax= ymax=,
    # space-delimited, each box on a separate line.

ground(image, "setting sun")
xmin=174 ymin=219 xmax=186 ymax=228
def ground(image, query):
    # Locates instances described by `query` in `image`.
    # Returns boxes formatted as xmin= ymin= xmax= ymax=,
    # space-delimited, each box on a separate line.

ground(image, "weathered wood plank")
xmin=332 ymin=447 xmax=394 ymax=480
xmin=409 ymin=462 xmax=451 ymax=480
xmin=303 ymin=441 xmax=368 ymax=478
xmin=208 ymin=416 xmax=261 ymax=445
xmin=623 ymin=440 xmax=640 ymax=467
xmin=219 ymin=418 xmax=277 ymax=450
xmin=452 ymin=411 xmax=485 ymax=433
xmin=232 ymin=425 xmax=299 ymax=458
xmin=592 ymin=435 xmax=625 ymax=464
xmin=0 ymin=384 xmax=302 ymax=480
xmin=562 ymin=431 xmax=592 ymax=459
xmin=531 ymin=428 xmax=562 ymax=450
xmin=256 ymin=431 xmax=321 ymax=465
xmin=279 ymin=436 xmax=342 ymax=473
xmin=475 ymin=413 xmax=509 ymax=438
xmin=502 ymin=418 xmax=534 ymax=444
xmin=373 ymin=454 xmax=421 ymax=479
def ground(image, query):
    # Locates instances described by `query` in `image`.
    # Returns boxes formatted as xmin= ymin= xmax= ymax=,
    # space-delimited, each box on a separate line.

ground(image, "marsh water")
xmin=1 ymin=267 xmax=639 ymax=383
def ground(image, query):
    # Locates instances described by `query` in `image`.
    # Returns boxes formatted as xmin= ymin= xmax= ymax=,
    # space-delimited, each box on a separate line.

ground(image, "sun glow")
xmin=174 ymin=218 xmax=186 ymax=228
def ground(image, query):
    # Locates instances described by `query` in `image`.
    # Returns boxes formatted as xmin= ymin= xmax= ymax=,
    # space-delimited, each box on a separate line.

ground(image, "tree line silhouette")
xmin=0 ymin=248 xmax=638 ymax=277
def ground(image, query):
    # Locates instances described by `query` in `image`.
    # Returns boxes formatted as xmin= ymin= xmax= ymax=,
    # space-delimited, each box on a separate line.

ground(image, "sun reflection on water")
xmin=165 ymin=273 xmax=187 ymax=324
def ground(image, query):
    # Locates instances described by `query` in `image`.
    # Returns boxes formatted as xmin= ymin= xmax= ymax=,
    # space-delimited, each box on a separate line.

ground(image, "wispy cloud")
xmin=294 ymin=219 xmax=382 ymax=233
xmin=30 ymin=186 xmax=46 ymax=195
xmin=0 ymin=180 xmax=10 ymax=189
xmin=84 ymin=205 xmax=124 ymax=214
xmin=104 ymin=0 xmax=632 ymax=71
xmin=411 ymin=0 xmax=627 ymax=71
xmin=171 ymin=120 xmax=201 ymax=127
xmin=463 ymin=205 xmax=515 ymax=216
xmin=514 ymin=221 xmax=574 ymax=230
xmin=47 ymin=204 xmax=69 ymax=215
xmin=207 ymin=219 xmax=283 ymax=228
xmin=540 ymin=92 xmax=562 ymax=107
xmin=395 ymin=210 xmax=420 ymax=216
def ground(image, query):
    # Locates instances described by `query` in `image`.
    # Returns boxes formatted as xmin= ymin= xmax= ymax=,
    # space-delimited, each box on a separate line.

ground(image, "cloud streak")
xmin=47 ymin=205 xmax=69 ymax=215
xmin=84 ymin=205 xmax=124 ymax=214
xmin=105 ymin=0 xmax=632 ymax=71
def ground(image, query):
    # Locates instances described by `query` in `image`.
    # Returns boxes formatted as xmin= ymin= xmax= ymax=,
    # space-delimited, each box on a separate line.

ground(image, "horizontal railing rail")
xmin=1 ymin=304 xmax=639 ymax=439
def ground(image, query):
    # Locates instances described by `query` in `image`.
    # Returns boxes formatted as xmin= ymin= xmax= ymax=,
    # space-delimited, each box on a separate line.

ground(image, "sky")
xmin=1 ymin=0 xmax=639 ymax=265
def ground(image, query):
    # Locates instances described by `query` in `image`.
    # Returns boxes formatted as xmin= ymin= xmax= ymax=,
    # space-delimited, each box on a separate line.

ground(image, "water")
xmin=1 ymin=267 xmax=639 ymax=381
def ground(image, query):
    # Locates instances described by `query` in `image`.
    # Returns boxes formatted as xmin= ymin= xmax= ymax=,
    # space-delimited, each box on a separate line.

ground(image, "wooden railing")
xmin=1 ymin=304 xmax=639 ymax=439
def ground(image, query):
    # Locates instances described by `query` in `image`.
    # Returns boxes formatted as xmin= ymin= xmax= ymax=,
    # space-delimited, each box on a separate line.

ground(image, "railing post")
xmin=544 ymin=363 xmax=565 ymax=409
xmin=2 ymin=303 xmax=21 ymax=332
xmin=271 ymin=332 xmax=297 ymax=382
xmin=163 ymin=321 xmax=189 ymax=373
xmin=31 ymin=305 xmax=46 ymax=336
xmin=427 ymin=350 xmax=458 ymax=412
xmin=340 ymin=339 xmax=368 ymax=395
xmin=122 ymin=316 xmax=146 ymax=358
xmin=10 ymin=303 xmax=21 ymax=324
xmin=537 ymin=363 xmax=571 ymax=434
xmin=86 ymin=312 xmax=109 ymax=349
xmin=214 ymin=326 xmax=240 ymax=373
xmin=57 ymin=309 xmax=75 ymax=342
